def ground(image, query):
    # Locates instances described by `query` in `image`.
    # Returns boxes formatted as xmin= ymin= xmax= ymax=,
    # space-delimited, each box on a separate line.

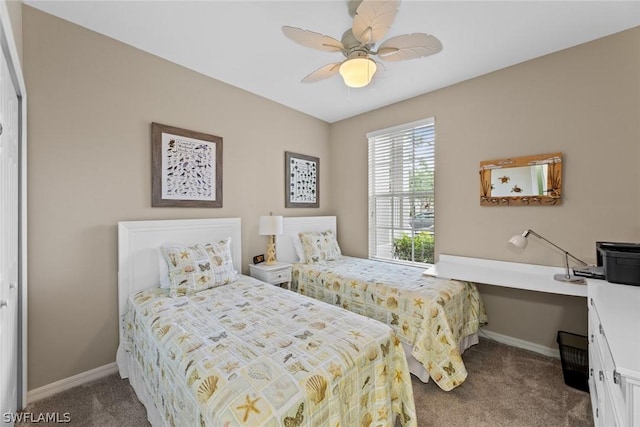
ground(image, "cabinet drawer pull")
xmin=590 ymin=368 xmax=594 ymax=378
xmin=598 ymin=324 xmax=604 ymax=335
xmin=0 ymin=300 xmax=6 ymax=308
xmin=599 ymin=370 xmax=604 ymax=382
xmin=590 ymin=334 xmax=594 ymax=343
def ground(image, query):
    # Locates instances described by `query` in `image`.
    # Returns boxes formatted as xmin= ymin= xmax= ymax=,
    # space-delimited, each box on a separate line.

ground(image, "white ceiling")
xmin=25 ymin=1 xmax=640 ymax=123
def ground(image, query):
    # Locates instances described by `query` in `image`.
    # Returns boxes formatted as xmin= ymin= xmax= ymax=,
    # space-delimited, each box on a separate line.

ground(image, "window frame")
xmin=367 ymin=118 xmax=436 ymax=267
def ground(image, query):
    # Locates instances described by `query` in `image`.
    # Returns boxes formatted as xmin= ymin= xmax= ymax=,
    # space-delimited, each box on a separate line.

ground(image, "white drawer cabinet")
xmin=588 ymin=279 xmax=640 ymax=427
xmin=249 ymin=262 xmax=292 ymax=290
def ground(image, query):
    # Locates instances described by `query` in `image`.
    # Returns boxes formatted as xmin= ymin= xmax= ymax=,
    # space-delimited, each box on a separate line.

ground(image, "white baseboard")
xmin=27 ymin=362 xmax=118 ymax=404
xmin=480 ymin=328 xmax=560 ymax=359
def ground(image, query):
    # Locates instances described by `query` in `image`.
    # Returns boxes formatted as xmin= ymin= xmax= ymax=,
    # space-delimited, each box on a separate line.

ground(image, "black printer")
xmin=596 ymin=241 xmax=640 ymax=286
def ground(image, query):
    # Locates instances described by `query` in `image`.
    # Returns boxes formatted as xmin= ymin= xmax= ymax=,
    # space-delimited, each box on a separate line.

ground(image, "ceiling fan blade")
xmin=352 ymin=0 xmax=399 ymax=44
xmin=301 ymin=62 xmax=343 ymax=83
xmin=282 ymin=26 xmax=344 ymax=53
xmin=376 ymin=33 xmax=443 ymax=61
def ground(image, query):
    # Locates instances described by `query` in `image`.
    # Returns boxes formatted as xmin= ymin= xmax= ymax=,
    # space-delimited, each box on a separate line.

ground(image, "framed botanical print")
xmin=285 ymin=151 xmax=319 ymax=208
xmin=151 ymin=123 xmax=223 ymax=207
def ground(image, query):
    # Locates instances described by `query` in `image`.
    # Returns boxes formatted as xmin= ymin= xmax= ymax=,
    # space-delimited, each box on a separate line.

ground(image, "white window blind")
xmin=368 ymin=118 xmax=435 ymax=265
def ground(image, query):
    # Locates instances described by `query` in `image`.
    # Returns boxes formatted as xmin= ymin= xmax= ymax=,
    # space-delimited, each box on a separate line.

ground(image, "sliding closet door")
xmin=0 ymin=39 xmax=19 ymax=425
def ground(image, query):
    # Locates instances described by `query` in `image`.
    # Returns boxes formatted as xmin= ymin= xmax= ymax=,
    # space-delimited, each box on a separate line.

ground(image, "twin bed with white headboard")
xmin=116 ymin=218 xmax=417 ymax=426
xmin=116 ymin=217 xmax=242 ymax=362
xmin=276 ymin=216 xmax=487 ymax=391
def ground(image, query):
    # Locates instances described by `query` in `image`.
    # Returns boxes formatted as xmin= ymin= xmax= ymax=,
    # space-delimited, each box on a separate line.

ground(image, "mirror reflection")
xmin=490 ymin=164 xmax=548 ymax=197
xmin=480 ymin=152 xmax=562 ymax=206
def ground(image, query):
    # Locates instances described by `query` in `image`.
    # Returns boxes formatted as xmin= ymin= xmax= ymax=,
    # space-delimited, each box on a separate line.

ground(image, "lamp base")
xmin=265 ymin=237 xmax=277 ymax=266
xmin=553 ymin=273 xmax=587 ymax=285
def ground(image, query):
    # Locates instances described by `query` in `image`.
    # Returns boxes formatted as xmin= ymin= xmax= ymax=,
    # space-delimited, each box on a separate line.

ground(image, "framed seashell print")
xmin=152 ymin=122 xmax=223 ymax=207
xmin=285 ymin=151 xmax=319 ymax=208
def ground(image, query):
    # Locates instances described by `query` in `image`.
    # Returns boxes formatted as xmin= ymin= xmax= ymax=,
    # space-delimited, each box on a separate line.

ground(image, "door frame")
xmin=0 ymin=0 xmax=28 ymax=409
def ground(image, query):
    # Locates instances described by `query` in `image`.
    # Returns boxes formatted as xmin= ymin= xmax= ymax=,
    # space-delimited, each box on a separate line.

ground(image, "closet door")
xmin=0 ymin=42 xmax=19 ymax=425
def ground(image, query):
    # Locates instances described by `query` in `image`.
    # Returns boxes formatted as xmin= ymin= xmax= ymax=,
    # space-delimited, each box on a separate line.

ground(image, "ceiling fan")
xmin=282 ymin=0 xmax=442 ymax=88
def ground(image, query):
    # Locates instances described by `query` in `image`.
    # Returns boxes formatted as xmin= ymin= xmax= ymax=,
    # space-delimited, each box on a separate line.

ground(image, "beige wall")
xmin=23 ymin=6 xmax=331 ymax=389
xmin=330 ymin=27 xmax=640 ymax=349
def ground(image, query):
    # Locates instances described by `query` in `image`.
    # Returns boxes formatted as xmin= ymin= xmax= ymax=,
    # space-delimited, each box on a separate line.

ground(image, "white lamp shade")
xmin=259 ymin=215 xmax=283 ymax=235
xmin=339 ymin=57 xmax=377 ymax=88
xmin=509 ymin=234 xmax=528 ymax=249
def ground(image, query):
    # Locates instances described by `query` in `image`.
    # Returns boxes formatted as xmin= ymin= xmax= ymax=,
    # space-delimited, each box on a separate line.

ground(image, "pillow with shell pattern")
xmin=298 ymin=230 xmax=342 ymax=263
xmin=159 ymin=238 xmax=238 ymax=297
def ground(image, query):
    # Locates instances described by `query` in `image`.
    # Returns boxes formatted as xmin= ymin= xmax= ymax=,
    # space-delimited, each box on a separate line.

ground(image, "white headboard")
xmin=117 ymin=218 xmax=242 ymax=319
xmin=275 ymin=216 xmax=337 ymax=263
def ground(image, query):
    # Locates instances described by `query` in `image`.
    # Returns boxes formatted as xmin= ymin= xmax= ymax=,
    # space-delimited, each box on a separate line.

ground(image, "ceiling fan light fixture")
xmin=283 ymin=1 xmax=442 ymax=87
xmin=339 ymin=57 xmax=377 ymax=88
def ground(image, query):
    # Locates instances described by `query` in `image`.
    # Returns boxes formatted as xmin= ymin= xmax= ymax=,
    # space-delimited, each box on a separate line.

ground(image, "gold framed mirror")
xmin=479 ymin=152 xmax=562 ymax=206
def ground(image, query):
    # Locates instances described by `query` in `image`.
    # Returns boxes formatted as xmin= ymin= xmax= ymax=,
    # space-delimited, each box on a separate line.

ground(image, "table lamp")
xmin=259 ymin=215 xmax=283 ymax=265
xmin=509 ymin=229 xmax=588 ymax=284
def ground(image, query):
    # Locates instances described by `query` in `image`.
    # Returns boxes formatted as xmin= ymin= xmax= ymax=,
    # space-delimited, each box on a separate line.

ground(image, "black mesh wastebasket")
xmin=556 ymin=330 xmax=589 ymax=392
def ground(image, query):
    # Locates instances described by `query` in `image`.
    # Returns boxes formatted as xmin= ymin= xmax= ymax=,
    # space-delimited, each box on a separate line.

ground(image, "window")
xmin=368 ymin=118 xmax=435 ymax=265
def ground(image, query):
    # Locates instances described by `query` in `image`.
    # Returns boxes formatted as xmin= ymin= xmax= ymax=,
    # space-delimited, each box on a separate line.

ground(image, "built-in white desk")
xmin=424 ymin=254 xmax=587 ymax=297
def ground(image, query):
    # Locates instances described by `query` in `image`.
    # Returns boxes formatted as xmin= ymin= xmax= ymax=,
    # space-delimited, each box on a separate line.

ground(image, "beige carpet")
xmin=411 ymin=338 xmax=592 ymax=426
xmin=17 ymin=338 xmax=592 ymax=426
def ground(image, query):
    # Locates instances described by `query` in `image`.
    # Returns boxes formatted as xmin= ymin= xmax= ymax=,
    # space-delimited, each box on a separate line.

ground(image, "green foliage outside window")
xmin=392 ymin=231 xmax=435 ymax=264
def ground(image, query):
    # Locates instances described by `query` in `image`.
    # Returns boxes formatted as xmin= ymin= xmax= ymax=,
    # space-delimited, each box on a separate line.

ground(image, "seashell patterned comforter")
xmin=292 ymin=256 xmax=488 ymax=391
xmin=122 ymin=275 xmax=417 ymax=426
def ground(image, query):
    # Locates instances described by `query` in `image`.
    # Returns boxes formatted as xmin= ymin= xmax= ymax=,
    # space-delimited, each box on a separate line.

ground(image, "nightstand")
xmin=249 ymin=262 xmax=292 ymax=290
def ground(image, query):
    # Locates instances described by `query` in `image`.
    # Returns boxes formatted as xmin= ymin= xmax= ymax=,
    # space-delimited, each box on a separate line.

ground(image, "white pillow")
xmin=158 ymin=248 xmax=170 ymax=288
xmin=293 ymin=235 xmax=305 ymax=262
